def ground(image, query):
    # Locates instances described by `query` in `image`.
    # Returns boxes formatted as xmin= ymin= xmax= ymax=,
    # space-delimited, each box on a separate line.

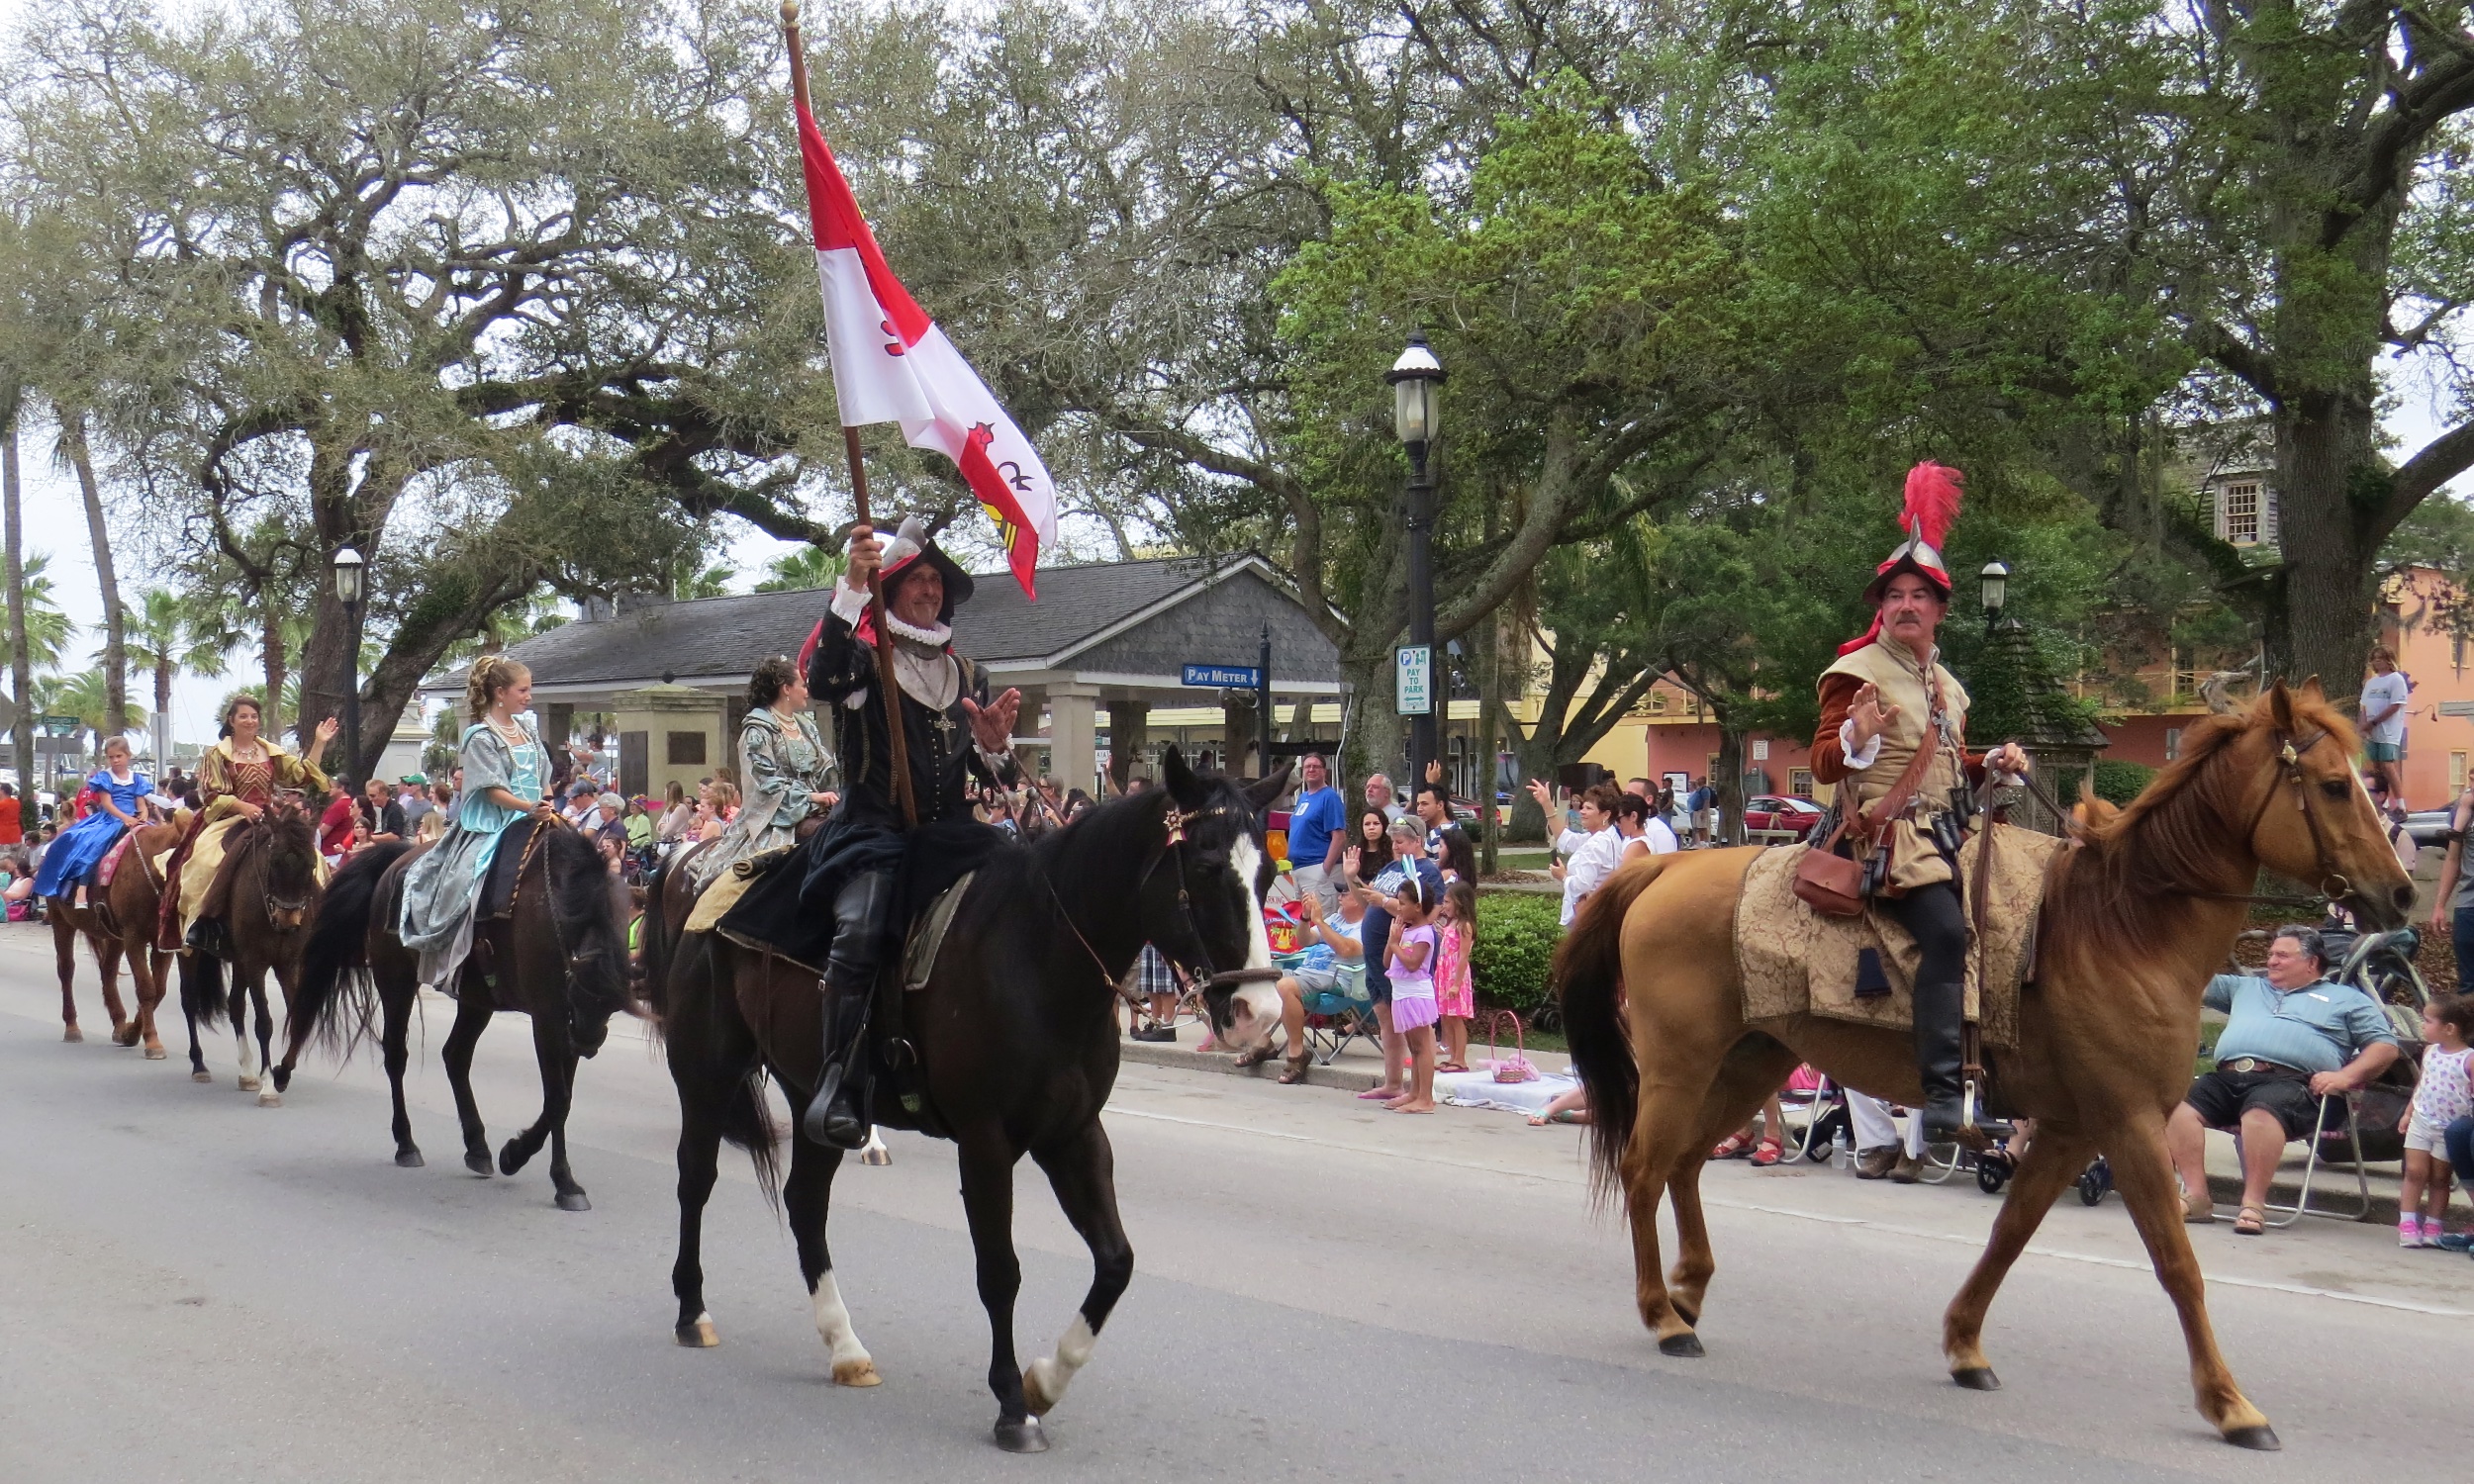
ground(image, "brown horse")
xmin=1556 ymin=680 xmax=2413 ymax=1450
xmin=48 ymin=819 xmax=183 ymax=1059
xmin=179 ymin=809 xmax=325 ymax=1106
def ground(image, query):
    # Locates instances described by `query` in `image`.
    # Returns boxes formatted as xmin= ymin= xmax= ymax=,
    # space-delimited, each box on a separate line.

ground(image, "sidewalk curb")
xmin=2203 ymin=1170 xmax=2395 ymax=1226
xmin=1117 ymin=1038 xmax=1381 ymax=1093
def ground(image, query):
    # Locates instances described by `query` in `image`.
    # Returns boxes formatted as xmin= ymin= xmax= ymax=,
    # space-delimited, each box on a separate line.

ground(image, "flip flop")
xmin=1437 ymin=1062 xmax=1469 ymax=1074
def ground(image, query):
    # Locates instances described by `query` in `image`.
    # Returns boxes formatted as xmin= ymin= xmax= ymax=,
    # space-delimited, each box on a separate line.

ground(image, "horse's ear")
xmin=1243 ymin=763 xmax=1293 ymax=816
xmin=2297 ymin=675 xmax=2326 ymax=704
xmin=2266 ymin=677 xmax=2298 ymax=733
xmin=1161 ymin=746 xmax=1204 ymax=806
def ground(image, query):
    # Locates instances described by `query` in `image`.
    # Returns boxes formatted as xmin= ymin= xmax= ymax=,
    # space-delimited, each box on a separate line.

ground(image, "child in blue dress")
xmin=36 ymin=736 xmax=152 ymax=907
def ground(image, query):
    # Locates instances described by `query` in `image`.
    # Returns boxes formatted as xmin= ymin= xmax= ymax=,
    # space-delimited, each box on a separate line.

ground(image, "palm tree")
xmin=127 ymin=587 xmax=232 ymax=751
xmin=753 ymin=544 xmax=845 ymax=594
xmin=49 ymin=665 xmax=143 ymax=755
xmin=15 ymin=552 xmax=75 ymax=671
xmin=661 ymin=551 xmax=734 ymax=602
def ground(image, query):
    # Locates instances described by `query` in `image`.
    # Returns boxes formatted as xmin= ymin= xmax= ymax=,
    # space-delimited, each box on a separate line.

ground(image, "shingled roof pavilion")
xmin=428 ymin=555 xmax=1342 ymax=798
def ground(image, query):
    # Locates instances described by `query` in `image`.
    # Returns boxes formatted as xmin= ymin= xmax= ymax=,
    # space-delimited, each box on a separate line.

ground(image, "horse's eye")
xmin=2323 ymin=779 xmax=2352 ymax=801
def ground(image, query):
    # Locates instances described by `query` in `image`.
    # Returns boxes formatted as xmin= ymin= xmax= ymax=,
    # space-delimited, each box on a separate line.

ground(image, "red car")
xmin=1743 ymin=794 xmax=1826 ymax=840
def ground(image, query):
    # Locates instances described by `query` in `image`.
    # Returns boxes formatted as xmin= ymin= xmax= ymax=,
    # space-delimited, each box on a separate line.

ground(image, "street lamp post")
xmin=1979 ymin=560 xmax=2010 ymax=633
xmin=333 ymin=545 xmax=365 ymax=780
xmin=1386 ymin=332 xmax=1446 ymax=788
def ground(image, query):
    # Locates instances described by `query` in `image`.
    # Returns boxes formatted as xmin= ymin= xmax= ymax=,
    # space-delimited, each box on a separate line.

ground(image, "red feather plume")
xmin=1901 ymin=461 xmax=1963 ymax=550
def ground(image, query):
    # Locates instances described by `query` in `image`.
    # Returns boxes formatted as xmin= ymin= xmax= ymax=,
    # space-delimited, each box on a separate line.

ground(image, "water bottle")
xmin=1830 ymin=1128 xmax=1851 ymax=1170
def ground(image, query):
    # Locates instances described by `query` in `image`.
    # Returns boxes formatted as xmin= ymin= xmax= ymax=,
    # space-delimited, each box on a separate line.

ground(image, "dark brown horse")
xmin=1556 ymin=680 xmax=2413 ymax=1448
xmin=642 ymin=751 xmax=1287 ymax=1452
xmin=180 ymin=808 xmax=326 ymax=1106
xmin=286 ymin=820 xmax=634 ymax=1209
xmin=47 ymin=818 xmax=183 ymax=1059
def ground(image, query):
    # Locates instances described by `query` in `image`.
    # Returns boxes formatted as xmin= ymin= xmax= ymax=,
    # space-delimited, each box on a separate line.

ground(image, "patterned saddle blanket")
xmin=1734 ymin=823 xmax=2069 ymax=1051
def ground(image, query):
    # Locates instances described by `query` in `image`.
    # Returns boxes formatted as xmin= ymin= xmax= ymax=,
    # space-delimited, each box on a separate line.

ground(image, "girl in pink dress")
xmin=1433 ymin=880 xmax=1477 ymax=1072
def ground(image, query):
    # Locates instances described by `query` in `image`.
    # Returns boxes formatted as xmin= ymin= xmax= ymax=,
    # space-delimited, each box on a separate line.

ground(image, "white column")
xmin=1045 ymin=684 xmax=1101 ymax=798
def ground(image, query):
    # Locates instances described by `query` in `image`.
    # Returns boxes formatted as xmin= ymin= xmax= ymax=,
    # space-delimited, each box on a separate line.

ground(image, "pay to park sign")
xmin=1394 ymin=645 xmax=1432 ymax=716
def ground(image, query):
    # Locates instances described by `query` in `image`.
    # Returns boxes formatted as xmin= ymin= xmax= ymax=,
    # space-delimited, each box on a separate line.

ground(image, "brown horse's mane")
xmin=2043 ymin=690 xmax=2355 ymax=962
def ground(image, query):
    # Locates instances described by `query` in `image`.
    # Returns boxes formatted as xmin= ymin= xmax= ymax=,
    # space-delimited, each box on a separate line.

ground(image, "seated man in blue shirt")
xmin=2165 ymin=924 xmax=2400 ymax=1236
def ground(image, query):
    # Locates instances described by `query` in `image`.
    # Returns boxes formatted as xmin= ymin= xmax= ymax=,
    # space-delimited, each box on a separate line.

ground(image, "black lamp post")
xmin=333 ymin=544 xmax=365 ymax=780
xmin=1979 ymin=560 xmax=2010 ymax=633
xmin=1386 ymin=332 xmax=1446 ymax=787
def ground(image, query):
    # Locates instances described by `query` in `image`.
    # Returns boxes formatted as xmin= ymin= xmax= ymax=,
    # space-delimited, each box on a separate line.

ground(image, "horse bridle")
xmin=1037 ymin=799 xmax=1281 ymax=1002
xmin=2191 ymin=724 xmax=2357 ymax=910
xmin=256 ymin=791 xmax=314 ymax=926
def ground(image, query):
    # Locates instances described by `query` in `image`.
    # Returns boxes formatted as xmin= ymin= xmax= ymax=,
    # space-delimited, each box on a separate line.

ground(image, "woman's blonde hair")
xmin=465 ymin=655 xmax=530 ymax=721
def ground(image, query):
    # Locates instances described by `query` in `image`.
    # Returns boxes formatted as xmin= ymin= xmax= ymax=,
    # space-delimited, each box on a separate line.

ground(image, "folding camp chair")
xmin=1294 ymin=959 xmax=1376 ymax=1067
xmin=2214 ymin=1091 xmax=2377 ymax=1228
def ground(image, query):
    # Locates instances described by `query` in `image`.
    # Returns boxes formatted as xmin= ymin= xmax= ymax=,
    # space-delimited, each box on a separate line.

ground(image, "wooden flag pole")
xmin=784 ymin=1 xmax=917 ymax=828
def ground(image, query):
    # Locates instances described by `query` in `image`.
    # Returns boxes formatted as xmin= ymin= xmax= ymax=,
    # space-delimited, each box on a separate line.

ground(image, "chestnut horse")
xmin=1557 ymin=680 xmax=2412 ymax=1450
xmin=48 ymin=818 xmax=185 ymax=1060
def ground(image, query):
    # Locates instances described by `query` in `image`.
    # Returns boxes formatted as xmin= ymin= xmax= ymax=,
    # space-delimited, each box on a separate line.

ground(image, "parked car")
xmin=1743 ymin=794 xmax=1826 ymax=840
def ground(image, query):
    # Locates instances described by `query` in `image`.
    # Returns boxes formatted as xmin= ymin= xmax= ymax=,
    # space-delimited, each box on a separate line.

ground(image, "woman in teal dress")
xmin=688 ymin=655 xmax=836 ymax=889
xmin=399 ymin=656 xmax=554 ymax=987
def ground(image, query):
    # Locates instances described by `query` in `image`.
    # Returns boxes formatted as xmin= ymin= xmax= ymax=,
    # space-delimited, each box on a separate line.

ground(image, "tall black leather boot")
xmin=1913 ymin=974 xmax=1968 ymax=1139
xmin=802 ymin=988 xmax=872 ymax=1150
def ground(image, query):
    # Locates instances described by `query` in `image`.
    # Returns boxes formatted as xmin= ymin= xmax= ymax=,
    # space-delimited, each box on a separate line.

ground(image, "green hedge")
xmin=1470 ymin=890 xmax=1565 ymax=1024
xmin=2093 ymin=759 xmax=2156 ymax=805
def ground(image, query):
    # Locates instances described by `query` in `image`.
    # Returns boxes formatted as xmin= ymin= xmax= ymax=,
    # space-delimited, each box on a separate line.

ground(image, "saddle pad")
xmin=1734 ymin=824 xmax=2066 ymax=1051
xmin=98 ymin=832 xmax=136 ymax=887
xmin=902 ymin=871 xmax=977 ymax=993
xmin=683 ymin=844 xmax=796 ymax=934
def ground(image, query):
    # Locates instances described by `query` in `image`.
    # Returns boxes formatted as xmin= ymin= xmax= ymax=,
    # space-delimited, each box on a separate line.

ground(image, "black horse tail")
xmin=636 ymin=850 xmax=675 ymax=1023
xmin=286 ymin=842 xmax=411 ymax=1065
xmin=719 ymin=1063 xmax=783 ymax=1209
xmin=1554 ymin=857 xmax=1666 ymax=1209
xmin=181 ymin=948 xmax=228 ymax=1028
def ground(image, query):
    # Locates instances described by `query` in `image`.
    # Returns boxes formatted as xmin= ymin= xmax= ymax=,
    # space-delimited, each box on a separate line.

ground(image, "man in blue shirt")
xmin=2165 ymin=924 xmax=2400 ymax=1235
xmin=1285 ymin=752 xmax=1347 ymax=909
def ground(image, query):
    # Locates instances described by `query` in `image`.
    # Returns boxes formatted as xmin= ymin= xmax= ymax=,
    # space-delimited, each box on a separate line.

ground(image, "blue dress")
xmin=35 ymin=767 xmax=151 ymax=897
xmin=399 ymin=717 xmax=545 ymax=986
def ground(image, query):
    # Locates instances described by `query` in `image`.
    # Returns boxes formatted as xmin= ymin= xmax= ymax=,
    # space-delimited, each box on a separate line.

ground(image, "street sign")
xmin=1182 ymin=663 xmax=1262 ymax=689
xmin=1394 ymin=644 xmax=1433 ymax=716
xmin=41 ymin=714 xmax=80 ymax=737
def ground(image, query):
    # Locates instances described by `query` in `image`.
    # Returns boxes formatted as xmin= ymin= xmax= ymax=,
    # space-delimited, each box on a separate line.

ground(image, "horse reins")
xmin=1033 ymin=798 xmax=1280 ymax=1006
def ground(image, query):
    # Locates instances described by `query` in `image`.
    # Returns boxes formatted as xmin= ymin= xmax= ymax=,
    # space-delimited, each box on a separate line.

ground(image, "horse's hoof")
xmin=554 ymin=1190 xmax=591 ymax=1213
xmin=395 ymin=1149 xmax=425 ymax=1169
xmin=1657 ymin=1331 xmax=1705 ymax=1358
xmin=676 ymin=1317 xmax=719 ymax=1347
xmin=112 ymin=1025 xmax=139 ymax=1047
xmin=62 ymin=1025 xmax=82 ymax=1043
xmin=1951 ymin=1367 xmax=2001 ymax=1392
xmin=191 ymin=1069 xmax=213 ymax=1084
xmin=143 ymin=1046 xmax=166 ymax=1061
xmin=272 ymin=1068 xmax=290 ymax=1092
xmin=499 ymin=1142 xmax=530 ymax=1177
xmin=464 ymin=1151 xmax=493 ymax=1177
xmin=256 ymin=1090 xmax=281 ymax=1108
xmin=831 ymin=1357 xmax=881 ymax=1387
xmin=993 ymin=1417 xmax=1048 ymax=1453
xmin=236 ymin=1075 xmax=259 ymax=1092
xmin=2224 ymin=1425 xmax=2282 ymax=1451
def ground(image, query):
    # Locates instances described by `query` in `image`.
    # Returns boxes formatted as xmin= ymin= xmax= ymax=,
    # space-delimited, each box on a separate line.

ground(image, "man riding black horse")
xmin=718 ymin=515 xmax=1022 ymax=1150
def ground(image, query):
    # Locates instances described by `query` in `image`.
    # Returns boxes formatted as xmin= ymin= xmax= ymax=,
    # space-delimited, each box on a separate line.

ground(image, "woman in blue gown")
xmin=37 ymin=736 xmax=153 ymax=906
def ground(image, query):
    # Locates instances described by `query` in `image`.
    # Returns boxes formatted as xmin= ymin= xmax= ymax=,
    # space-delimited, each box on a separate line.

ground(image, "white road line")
xmin=1104 ymin=1106 xmax=1312 ymax=1141
xmin=1714 ymin=1194 xmax=2474 ymax=1318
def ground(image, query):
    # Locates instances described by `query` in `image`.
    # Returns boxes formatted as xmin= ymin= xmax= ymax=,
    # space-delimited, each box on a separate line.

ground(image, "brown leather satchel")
xmin=1793 ymin=680 xmax=1950 ymax=918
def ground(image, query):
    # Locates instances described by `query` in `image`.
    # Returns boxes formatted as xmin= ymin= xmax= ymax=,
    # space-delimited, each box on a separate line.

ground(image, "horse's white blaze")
xmin=810 ymin=1272 xmax=872 ymax=1369
xmin=1024 ymin=1314 xmax=1096 ymax=1414
xmin=1231 ymin=835 xmax=1273 ymax=971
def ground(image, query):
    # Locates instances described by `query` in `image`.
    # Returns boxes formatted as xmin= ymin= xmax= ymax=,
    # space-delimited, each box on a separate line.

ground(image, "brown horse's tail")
xmin=1554 ymin=858 xmax=1668 ymax=1208
xmin=286 ymin=842 xmax=411 ymax=1066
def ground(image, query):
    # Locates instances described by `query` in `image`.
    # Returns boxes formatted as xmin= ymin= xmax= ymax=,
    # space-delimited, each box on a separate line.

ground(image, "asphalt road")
xmin=4 ymin=920 xmax=2469 ymax=1483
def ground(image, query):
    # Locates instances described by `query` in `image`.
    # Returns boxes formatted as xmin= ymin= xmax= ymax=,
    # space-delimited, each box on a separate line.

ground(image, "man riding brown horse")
xmin=715 ymin=514 xmax=1022 ymax=1150
xmin=1808 ymin=461 xmax=2030 ymax=1138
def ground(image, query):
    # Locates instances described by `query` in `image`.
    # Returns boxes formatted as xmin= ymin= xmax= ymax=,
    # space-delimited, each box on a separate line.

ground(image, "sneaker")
xmin=2401 ymin=1221 xmax=2424 ymax=1249
xmin=2435 ymin=1232 xmax=2474 ymax=1252
xmin=2424 ymin=1216 xmax=2446 ymax=1248
xmin=1131 ymin=1025 xmax=1178 ymax=1044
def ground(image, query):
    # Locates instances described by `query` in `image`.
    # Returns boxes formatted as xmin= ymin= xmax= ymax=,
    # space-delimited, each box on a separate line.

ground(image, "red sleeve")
xmin=1812 ymin=674 xmax=1859 ymax=785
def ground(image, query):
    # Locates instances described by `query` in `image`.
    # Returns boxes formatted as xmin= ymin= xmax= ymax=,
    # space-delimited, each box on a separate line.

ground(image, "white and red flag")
xmin=795 ymin=96 xmax=1057 ymax=598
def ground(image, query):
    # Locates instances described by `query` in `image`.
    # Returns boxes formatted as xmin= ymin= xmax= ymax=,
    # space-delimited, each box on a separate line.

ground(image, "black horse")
xmin=177 ymin=808 xmax=325 ymax=1103
xmin=645 ymin=749 xmax=1287 ymax=1451
xmin=286 ymin=821 xmax=635 ymax=1209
